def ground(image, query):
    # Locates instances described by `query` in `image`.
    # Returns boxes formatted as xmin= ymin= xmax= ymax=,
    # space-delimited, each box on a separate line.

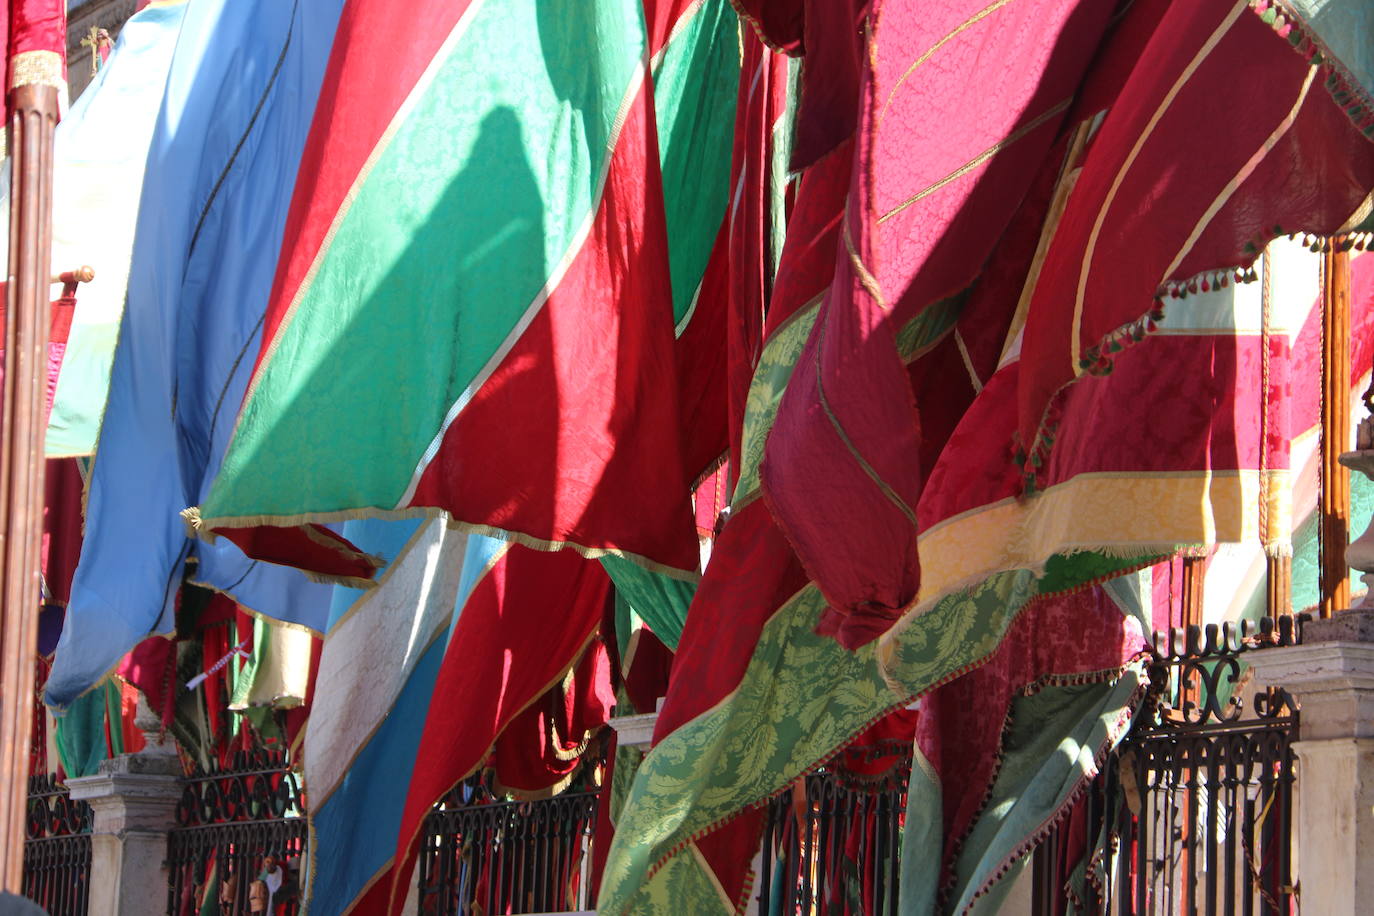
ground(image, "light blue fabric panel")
xmin=325 ymin=517 xmax=427 ymax=633
xmin=1289 ymin=0 xmax=1374 ymax=99
xmin=47 ymin=0 xmax=346 ymax=710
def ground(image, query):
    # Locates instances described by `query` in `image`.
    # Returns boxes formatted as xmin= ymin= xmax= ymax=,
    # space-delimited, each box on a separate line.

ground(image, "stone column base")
xmin=67 ymin=753 xmax=182 ymax=916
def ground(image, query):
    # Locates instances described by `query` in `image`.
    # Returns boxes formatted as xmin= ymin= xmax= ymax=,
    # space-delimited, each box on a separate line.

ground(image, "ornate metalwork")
xmin=173 ymin=749 xmax=303 ymax=827
xmin=418 ymin=775 xmax=601 ymax=915
xmin=166 ymin=750 xmax=307 ymax=916
xmin=22 ymin=773 xmax=92 ymax=916
xmin=757 ymin=758 xmax=910 ymax=916
xmin=1033 ymin=615 xmax=1304 ymax=915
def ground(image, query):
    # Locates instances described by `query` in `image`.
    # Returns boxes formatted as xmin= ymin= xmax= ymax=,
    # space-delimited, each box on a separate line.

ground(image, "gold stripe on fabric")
xmin=814 ymin=317 xmax=920 ymax=528
xmin=878 ymin=98 xmax=1070 ymax=225
xmin=1070 ymin=0 xmax=1250 ymax=371
xmin=309 ymin=532 xmax=515 ymax=827
xmin=955 ymin=329 xmax=983 ymax=392
xmin=1337 ymin=188 xmax=1374 ymax=234
xmin=650 ymin=0 xmax=704 ymax=71
xmin=9 ymin=51 xmax=63 ymax=90
xmin=999 ymin=118 xmax=1092 ymax=367
xmin=909 ymin=469 xmax=1269 ymax=625
xmin=878 ymin=0 xmax=1020 ymax=127
xmin=843 ymin=219 xmax=886 ymax=306
xmin=1159 ymin=66 xmax=1317 ymax=283
xmin=190 ymin=503 xmax=699 ymax=581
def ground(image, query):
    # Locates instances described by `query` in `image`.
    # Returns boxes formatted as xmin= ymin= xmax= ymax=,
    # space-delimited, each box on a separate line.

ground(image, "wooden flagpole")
xmin=1320 ymin=247 xmax=1352 ymax=618
xmin=0 ymin=73 xmax=58 ymax=888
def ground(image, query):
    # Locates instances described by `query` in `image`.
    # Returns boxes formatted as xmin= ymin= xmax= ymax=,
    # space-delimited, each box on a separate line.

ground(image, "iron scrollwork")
xmin=166 ymin=749 xmax=308 ymax=916
xmin=23 ymin=773 xmax=93 ymax=916
xmin=1033 ymin=614 xmax=1305 ymax=915
xmin=419 ymin=772 xmax=603 ymax=915
xmin=174 ymin=748 xmax=304 ymax=827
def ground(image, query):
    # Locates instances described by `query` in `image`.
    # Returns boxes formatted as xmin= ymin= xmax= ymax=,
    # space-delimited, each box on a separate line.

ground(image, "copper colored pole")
xmin=1181 ymin=555 xmax=1206 ymax=629
xmin=1320 ymin=247 xmax=1352 ymax=618
xmin=0 ymin=82 xmax=57 ymax=889
xmin=1267 ymin=555 xmax=1293 ymax=618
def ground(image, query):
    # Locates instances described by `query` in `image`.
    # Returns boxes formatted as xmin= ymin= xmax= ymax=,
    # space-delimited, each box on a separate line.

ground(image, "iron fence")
xmin=1033 ymin=616 xmax=1304 ymax=915
xmin=417 ymin=776 xmax=601 ymax=914
xmin=757 ymin=755 xmax=910 ymax=916
xmin=23 ymin=772 xmax=92 ymax=916
xmin=166 ymin=749 xmax=307 ymax=916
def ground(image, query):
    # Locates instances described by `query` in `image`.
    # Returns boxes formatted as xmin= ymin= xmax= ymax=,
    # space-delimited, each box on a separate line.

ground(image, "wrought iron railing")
xmin=1032 ymin=616 xmax=1304 ymax=915
xmin=418 ymin=776 xmax=601 ymax=915
xmin=757 ymin=756 xmax=910 ymax=916
xmin=166 ymin=749 xmax=307 ymax=916
xmin=23 ymin=772 xmax=92 ymax=916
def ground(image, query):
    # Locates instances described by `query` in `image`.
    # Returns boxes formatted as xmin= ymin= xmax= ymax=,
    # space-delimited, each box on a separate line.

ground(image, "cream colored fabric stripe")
xmin=305 ymin=519 xmax=468 ymax=807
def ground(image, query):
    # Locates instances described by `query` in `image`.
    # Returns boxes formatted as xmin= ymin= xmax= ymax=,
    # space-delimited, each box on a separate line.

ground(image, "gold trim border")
xmin=10 ymin=50 xmax=64 ymax=91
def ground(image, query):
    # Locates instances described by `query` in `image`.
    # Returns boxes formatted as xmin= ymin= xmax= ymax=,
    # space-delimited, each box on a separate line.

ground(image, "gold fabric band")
xmin=10 ymin=50 xmax=64 ymax=91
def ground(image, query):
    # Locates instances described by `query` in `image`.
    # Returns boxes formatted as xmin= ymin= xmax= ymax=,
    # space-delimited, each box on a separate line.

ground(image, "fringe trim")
xmin=1258 ymin=0 xmax=1374 ymax=140
xmin=1015 ymin=0 xmax=1374 ymax=494
xmin=890 ymin=547 xmax=1175 ymax=644
xmin=958 ymin=659 xmax=1151 ymax=915
xmin=936 ymin=656 xmax=1150 ymax=907
xmin=302 ymin=570 xmax=380 ymax=590
xmin=937 ymin=694 xmax=1018 ymax=907
xmin=691 ymin=450 xmax=730 ymax=497
xmin=299 ymin=522 xmax=387 ymax=572
xmin=1263 ymin=541 xmax=1294 ymax=559
xmin=185 ymin=504 xmax=700 ymax=582
xmin=492 ymin=751 xmax=591 ymax=803
xmin=1018 ymin=227 xmax=1365 ymax=493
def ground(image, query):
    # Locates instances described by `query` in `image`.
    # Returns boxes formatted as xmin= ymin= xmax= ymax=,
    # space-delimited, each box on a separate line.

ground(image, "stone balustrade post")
xmin=1243 ymin=422 xmax=1374 ymax=915
xmin=66 ymin=695 xmax=182 ymax=916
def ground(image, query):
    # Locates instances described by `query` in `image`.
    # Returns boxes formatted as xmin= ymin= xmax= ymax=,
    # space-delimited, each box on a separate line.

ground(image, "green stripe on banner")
xmin=652 ymin=0 xmax=739 ymax=326
xmin=603 ymin=554 xmax=695 ymax=650
xmin=210 ymin=0 xmax=647 ymax=518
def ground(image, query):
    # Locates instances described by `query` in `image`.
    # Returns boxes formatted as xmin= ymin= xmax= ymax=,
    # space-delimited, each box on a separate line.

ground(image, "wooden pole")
xmin=1320 ymin=247 xmax=1352 ymax=618
xmin=1181 ymin=555 xmax=1206 ymax=629
xmin=0 ymin=80 xmax=57 ymax=889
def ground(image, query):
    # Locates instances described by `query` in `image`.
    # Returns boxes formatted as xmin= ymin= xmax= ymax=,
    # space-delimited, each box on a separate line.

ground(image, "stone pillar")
xmin=1246 ymin=611 xmax=1374 ymax=916
xmin=66 ymin=695 xmax=182 ymax=916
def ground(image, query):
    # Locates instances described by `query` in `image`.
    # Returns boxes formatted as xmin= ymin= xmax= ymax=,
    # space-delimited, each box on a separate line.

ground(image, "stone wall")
xmin=66 ymin=0 xmax=139 ymax=100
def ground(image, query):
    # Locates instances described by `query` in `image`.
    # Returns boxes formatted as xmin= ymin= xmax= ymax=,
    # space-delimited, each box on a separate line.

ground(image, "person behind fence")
xmin=249 ymin=854 xmax=284 ymax=914
xmin=218 ymin=862 xmax=239 ymax=914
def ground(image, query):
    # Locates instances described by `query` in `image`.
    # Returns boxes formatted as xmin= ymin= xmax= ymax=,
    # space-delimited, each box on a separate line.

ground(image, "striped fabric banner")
xmin=196 ymin=0 xmax=739 ymax=582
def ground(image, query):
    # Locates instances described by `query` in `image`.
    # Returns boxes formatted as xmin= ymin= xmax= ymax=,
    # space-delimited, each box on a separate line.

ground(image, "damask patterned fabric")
xmin=603 ymin=2 xmax=1374 ymax=914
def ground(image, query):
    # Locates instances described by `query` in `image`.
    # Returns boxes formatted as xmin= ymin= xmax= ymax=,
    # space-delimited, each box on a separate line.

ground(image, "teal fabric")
xmin=602 ymin=556 xmax=697 ymax=650
xmin=899 ymin=670 xmax=1146 ymax=915
xmin=1287 ymin=0 xmax=1374 ymax=100
xmin=1292 ymin=469 xmax=1374 ymax=612
xmin=54 ymin=680 xmax=111 ymax=777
